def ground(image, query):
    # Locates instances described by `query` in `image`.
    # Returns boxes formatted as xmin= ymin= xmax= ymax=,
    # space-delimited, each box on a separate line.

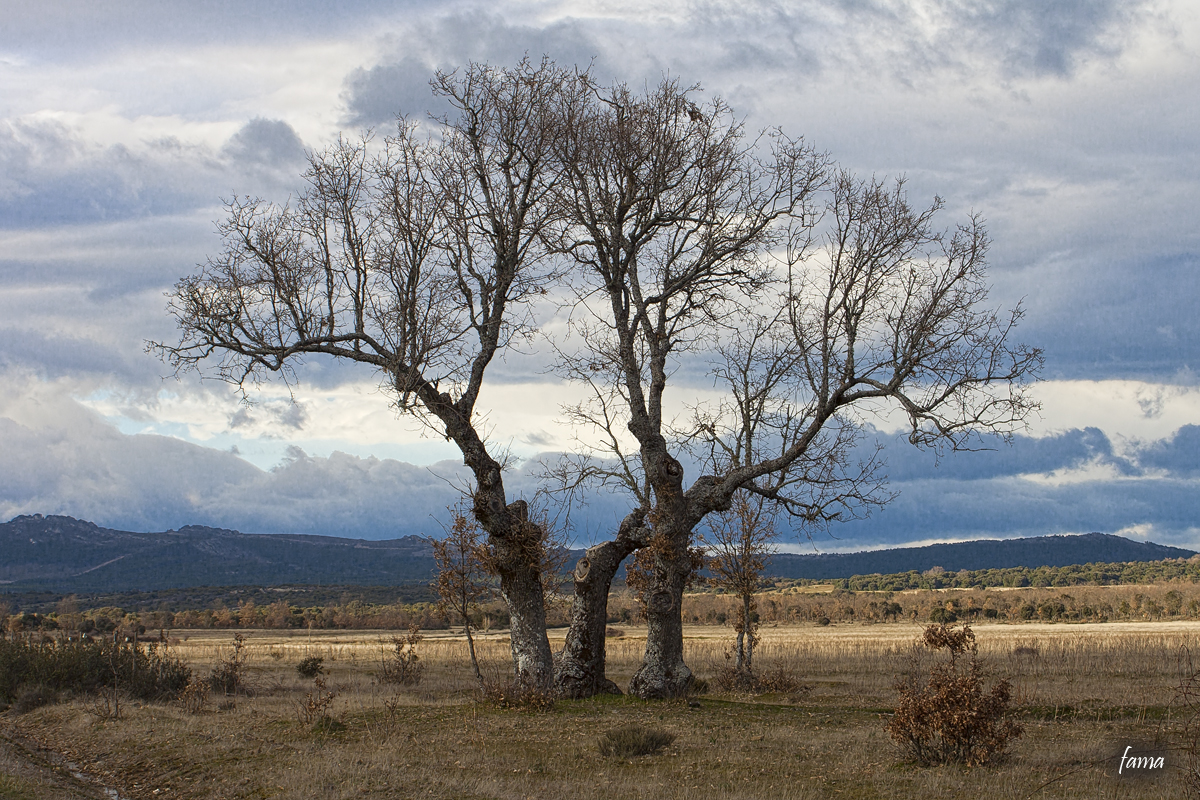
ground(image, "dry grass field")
xmin=2 ymin=616 xmax=1198 ymax=800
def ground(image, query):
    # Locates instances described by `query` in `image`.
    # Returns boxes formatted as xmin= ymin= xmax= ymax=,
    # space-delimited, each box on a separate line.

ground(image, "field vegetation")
xmin=1 ymin=604 xmax=1196 ymax=798
xmin=8 ymin=574 xmax=1200 ymax=635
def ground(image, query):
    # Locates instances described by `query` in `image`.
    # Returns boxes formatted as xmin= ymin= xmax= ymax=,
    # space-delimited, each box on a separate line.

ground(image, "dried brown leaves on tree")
xmin=431 ymin=508 xmax=491 ymax=685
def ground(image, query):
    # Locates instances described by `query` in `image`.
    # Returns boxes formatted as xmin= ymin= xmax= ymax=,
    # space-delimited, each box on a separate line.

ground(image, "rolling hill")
xmin=1 ymin=514 xmax=1194 ymax=592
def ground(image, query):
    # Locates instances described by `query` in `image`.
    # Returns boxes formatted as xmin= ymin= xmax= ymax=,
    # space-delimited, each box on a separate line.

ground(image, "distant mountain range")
xmin=767 ymin=533 xmax=1196 ymax=580
xmin=1 ymin=514 xmax=1194 ymax=593
xmin=0 ymin=515 xmax=437 ymax=592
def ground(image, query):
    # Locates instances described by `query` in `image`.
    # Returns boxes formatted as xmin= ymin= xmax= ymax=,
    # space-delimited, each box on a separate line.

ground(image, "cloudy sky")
xmin=2 ymin=0 xmax=1198 ymax=551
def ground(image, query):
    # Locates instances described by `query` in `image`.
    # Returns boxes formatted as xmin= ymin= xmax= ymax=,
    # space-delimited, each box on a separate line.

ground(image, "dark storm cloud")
xmin=822 ymin=473 xmax=1200 ymax=550
xmin=222 ymin=118 xmax=306 ymax=168
xmin=785 ymin=424 xmax=1200 ymax=549
xmin=0 ymin=119 xmax=205 ymax=228
xmin=0 ymin=329 xmax=144 ymax=381
xmin=0 ymin=393 xmax=619 ymax=538
xmin=953 ymin=0 xmax=1144 ymax=77
xmin=2 ymin=391 xmax=1197 ymax=544
xmin=0 ymin=1 xmax=435 ymax=60
xmin=1014 ymin=253 xmax=1200 ymax=381
xmin=677 ymin=0 xmax=1147 ymax=84
xmin=873 ymin=426 xmax=1137 ymax=483
xmin=1138 ymin=425 xmax=1200 ymax=477
xmin=0 ymin=117 xmax=306 ymax=231
xmin=341 ymin=12 xmax=610 ymax=127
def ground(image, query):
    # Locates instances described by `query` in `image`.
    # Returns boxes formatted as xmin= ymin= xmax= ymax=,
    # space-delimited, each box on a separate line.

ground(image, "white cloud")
xmin=1 ymin=0 xmax=1199 ymax=547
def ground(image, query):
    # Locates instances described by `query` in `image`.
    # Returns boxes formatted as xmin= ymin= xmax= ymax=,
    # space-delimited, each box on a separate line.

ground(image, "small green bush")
xmin=928 ymin=607 xmax=958 ymax=623
xmin=311 ymin=715 xmax=347 ymax=735
xmin=12 ymin=684 xmax=58 ymax=714
xmin=598 ymin=725 xmax=675 ymax=757
xmin=296 ymin=656 xmax=325 ymax=679
xmin=0 ymin=635 xmax=190 ymax=705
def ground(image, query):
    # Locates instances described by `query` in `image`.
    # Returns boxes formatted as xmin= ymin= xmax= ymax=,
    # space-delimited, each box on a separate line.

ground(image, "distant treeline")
xmin=7 ymin=558 xmax=1200 ymax=634
xmin=9 ymin=582 xmax=1200 ymax=634
xmin=0 ymin=583 xmax=436 ymax=616
xmin=817 ymin=557 xmax=1200 ymax=591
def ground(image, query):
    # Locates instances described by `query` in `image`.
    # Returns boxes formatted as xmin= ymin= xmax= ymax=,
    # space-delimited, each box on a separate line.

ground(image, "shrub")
xmin=177 ymin=677 xmax=210 ymax=715
xmin=0 ymin=634 xmax=190 ymax=705
xmin=296 ymin=656 xmax=325 ymax=679
xmin=598 ymin=724 xmax=675 ymax=757
xmin=296 ymin=677 xmax=337 ymax=725
xmin=209 ymin=633 xmax=248 ymax=696
xmin=379 ymin=626 xmax=424 ymax=686
xmin=714 ymin=661 xmax=807 ymax=695
xmin=1172 ymin=665 xmax=1200 ymax=798
xmin=12 ymin=684 xmax=58 ymax=714
xmin=311 ymin=715 xmax=347 ymax=735
xmin=887 ymin=623 xmax=1022 ymax=766
xmin=481 ymin=679 xmax=556 ymax=712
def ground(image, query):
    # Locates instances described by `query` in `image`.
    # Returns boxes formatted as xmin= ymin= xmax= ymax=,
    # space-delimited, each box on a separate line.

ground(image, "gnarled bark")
xmin=555 ymin=510 xmax=650 ymax=698
xmin=627 ymin=544 xmax=694 ymax=699
xmin=476 ymin=495 xmax=555 ymax=688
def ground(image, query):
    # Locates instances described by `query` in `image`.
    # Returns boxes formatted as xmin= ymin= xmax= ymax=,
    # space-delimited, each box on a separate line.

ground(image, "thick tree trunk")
xmin=554 ymin=513 xmax=648 ymax=698
xmin=481 ymin=498 xmax=554 ymax=689
xmin=628 ymin=559 xmax=692 ymax=698
xmin=494 ymin=545 xmax=554 ymax=688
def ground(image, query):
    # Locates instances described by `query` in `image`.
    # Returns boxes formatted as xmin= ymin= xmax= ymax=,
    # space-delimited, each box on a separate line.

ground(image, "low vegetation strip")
xmin=7 ymin=571 xmax=1200 ymax=635
xmin=811 ymin=556 xmax=1200 ymax=592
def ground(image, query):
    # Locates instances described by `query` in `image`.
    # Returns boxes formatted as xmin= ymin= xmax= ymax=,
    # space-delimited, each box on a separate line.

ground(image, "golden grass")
xmin=2 ymin=621 xmax=1195 ymax=799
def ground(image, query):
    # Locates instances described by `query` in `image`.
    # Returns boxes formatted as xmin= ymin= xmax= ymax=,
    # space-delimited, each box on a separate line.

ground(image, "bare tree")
xmin=548 ymin=79 xmax=1042 ymax=698
xmin=153 ymin=59 xmax=579 ymax=689
xmin=431 ymin=508 xmax=490 ymax=686
xmin=155 ymin=59 xmax=1040 ymax=701
xmin=700 ymin=492 xmax=779 ymax=676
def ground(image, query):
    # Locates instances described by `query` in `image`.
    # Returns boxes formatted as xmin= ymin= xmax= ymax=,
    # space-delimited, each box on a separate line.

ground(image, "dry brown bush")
xmin=208 ymin=633 xmax=248 ymax=696
xmin=597 ymin=724 xmax=675 ymax=757
xmin=1173 ymin=658 xmax=1200 ymax=798
xmin=887 ymin=623 xmax=1022 ymax=767
xmin=713 ymin=658 xmax=808 ymax=695
xmin=481 ymin=679 xmax=556 ymax=711
xmin=378 ymin=626 xmax=424 ymax=686
xmin=177 ymin=676 xmax=210 ymax=714
xmin=295 ymin=677 xmax=337 ymax=725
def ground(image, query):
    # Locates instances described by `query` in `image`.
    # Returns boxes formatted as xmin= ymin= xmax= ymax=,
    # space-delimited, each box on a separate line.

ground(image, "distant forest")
xmin=5 ymin=556 xmax=1200 ymax=633
xmin=820 ymin=557 xmax=1200 ymax=591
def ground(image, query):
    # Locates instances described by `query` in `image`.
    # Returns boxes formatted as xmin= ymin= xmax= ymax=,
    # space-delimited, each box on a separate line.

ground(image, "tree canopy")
xmin=157 ymin=58 xmax=1041 ymax=698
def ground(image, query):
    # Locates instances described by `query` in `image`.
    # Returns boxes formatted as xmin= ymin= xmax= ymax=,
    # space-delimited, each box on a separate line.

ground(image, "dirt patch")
xmin=0 ymin=730 xmax=113 ymax=800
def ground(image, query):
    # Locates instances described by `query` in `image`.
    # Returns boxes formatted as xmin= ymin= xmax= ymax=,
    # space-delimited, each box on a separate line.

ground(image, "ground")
xmin=1 ymin=621 xmax=1193 ymax=799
